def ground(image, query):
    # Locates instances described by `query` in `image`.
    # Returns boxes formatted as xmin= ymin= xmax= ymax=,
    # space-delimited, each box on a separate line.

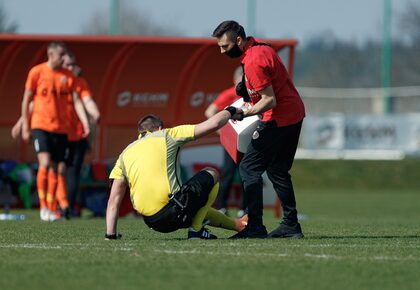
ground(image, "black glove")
xmin=105 ymin=233 xmax=122 ymax=240
xmin=224 ymin=106 xmax=238 ymax=117
xmin=225 ymin=106 xmax=244 ymax=121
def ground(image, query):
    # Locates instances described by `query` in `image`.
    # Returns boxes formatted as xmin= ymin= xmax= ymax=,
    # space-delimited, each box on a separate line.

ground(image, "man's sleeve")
xmin=245 ymin=55 xmax=272 ymax=92
xmin=167 ymin=125 xmax=196 ymax=144
xmin=78 ymin=77 xmax=93 ymax=100
xmin=109 ymin=157 xmax=124 ymax=180
xmin=25 ymin=67 xmax=38 ymax=91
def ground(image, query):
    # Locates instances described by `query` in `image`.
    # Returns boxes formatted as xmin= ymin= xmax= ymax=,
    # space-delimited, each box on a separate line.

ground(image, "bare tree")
xmin=81 ymin=0 xmax=181 ymax=36
xmin=0 ymin=1 xmax=18 ymax=33
xmin=399 ymin=1 xmax=420 ymax=46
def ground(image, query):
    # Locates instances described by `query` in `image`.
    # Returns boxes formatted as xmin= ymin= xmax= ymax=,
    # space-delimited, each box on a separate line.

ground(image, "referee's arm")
xmin=194 ymin=107 xmax=243 ymax=139
xmin=106 ymin=179 xmax=127 ymax=239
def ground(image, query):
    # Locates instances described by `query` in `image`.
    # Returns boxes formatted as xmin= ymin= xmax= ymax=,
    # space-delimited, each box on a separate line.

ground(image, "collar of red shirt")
xmin=241 ymin=36 xmax=257 ymax=60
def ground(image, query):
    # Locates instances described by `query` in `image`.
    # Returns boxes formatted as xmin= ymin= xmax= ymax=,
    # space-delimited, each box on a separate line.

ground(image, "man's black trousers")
xmin=239 ymin=120 xmax=303 ymax=228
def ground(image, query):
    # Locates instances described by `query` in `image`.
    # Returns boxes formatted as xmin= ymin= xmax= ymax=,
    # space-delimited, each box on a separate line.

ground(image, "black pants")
xmin=239 ymin=120 xmax=302 ymax=227
xmin=218 ymin=148 xmax=247 ymax=210
xmin=67 ymin=138 xmax=88 ymax=212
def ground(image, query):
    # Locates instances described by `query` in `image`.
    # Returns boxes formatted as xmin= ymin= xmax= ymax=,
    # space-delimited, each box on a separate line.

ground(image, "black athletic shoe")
xmin=267 ymin=222 xmax=304 ymax=239
xmin=188 ymin=228 xmax=217 ymax=240
xmin=62 ymin=207 xmax=71 ymax=220
xmin=229 ymin=225 xmax=267 ymax=239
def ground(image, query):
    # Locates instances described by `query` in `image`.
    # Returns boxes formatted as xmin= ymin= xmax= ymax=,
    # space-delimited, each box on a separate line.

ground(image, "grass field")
xmin=1 ymin=186 xmax=419 ymax=290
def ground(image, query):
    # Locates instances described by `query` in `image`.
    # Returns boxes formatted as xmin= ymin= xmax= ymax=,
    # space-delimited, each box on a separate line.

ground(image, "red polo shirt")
xmin=213 ymin=86 xmax=240 ymax=110
xmin=241 ymin=37 xmax=305 ymax=126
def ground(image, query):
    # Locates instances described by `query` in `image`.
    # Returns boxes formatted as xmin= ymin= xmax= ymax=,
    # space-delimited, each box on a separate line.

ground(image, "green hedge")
xmin=291 ymin=159 xmax=420 ymax=190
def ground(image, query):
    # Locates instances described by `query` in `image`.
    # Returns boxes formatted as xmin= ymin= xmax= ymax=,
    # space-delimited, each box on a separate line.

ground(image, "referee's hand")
xmin=232 ymin=108 xmax=245 ymax=121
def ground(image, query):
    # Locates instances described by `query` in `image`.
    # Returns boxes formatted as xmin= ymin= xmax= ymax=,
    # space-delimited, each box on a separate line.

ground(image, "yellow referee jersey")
xmin=109 ymin=125 xmax=195 ymax=216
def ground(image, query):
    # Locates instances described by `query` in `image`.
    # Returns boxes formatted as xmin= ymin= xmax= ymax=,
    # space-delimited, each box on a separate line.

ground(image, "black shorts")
xmin=32 ymin=129 xmax=68 ymax=163
xmin=143 ymin=170 xmax=215 ymax=233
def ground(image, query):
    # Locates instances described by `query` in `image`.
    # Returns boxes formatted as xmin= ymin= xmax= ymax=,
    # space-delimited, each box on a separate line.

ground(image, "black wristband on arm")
xmin=224 ymin=106 xmax=237 ymax=118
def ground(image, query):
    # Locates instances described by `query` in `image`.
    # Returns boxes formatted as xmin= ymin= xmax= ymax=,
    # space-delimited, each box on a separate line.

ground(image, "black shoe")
xmin=229 ymin=225 xmax=267 ymax=239
xmin=62 ymin=207 xmax=71 ymax=220
xmin=267 ymin=222 xmax=304 ymax=239
xmin=188 ymin=227 xmax=217 ymax=240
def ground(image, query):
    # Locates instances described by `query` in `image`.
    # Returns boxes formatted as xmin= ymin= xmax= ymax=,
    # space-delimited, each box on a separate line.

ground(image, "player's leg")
xmin=189 ymin=168 xmax=220 ymax=231
xmin=217 ymin=149 xmax=237 ymax=214
xmin=55 ymin=161 xmax=69 ymax=217
xmin=56 ymin=139 xmax=75 ymax=219
xmin=46 ymin=163 xmax=58 ymax=220
xmin=205 ymin=208 xmax=247 ymax=232
xmin=68 ymin=139 xmax=87 ymax=216
xmin=186 ymin=168 xmax=248 ymax=238
xmin=32 ymin=129 xmax=52 ymax=221
xmin=47 ymin=133 xmax=69 ymax=221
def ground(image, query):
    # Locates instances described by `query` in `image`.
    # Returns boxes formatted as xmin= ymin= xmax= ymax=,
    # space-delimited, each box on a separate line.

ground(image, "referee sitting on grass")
xmin=105 ymin=109 xmax=248 ymax=240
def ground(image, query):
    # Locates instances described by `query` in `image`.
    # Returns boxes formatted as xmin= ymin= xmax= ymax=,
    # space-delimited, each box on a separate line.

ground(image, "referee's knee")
xmin=202 ymin=167 xmax=219 ymax=184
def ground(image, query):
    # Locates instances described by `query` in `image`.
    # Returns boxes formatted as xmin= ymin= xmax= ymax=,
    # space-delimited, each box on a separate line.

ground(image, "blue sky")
xmin=2 ymin=0 xmax=413 ymax=44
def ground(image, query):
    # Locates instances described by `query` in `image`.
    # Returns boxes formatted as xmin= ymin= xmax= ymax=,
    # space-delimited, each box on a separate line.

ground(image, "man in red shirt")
xmin=204 ymin=66 xmax=247 ymax=217
xmin=213 ymin=20 xmax=306 ymax=239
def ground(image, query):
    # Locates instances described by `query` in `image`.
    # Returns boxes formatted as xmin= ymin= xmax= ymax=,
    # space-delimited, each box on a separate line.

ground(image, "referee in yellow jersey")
xmin=105 ymin=106 xmax=248 ymax=240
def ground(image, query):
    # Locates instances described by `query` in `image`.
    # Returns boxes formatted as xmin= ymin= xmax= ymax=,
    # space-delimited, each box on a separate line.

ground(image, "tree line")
xmin=1 ymin=1 xmax=419 ymax=88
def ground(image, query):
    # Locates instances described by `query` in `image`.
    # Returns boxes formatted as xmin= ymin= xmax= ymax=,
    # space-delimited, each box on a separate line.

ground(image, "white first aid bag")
xmin=220 ymin=99 xmax=260 ymax=163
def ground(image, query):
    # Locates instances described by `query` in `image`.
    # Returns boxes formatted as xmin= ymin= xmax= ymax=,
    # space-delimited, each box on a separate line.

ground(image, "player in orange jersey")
xmin=56 ymin=51 xmax=100 ymax=218
xmin=20 ymin=41 xmax=90 ymax=221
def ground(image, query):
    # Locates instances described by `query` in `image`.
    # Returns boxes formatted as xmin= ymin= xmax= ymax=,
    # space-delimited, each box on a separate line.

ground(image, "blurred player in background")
xmin=61 ymin=52 xmax=100 ymax=218
xmin=106 ymin=109 xmax=248 ymax=240
xmin=19 ymin=41 xmax=90 ymax=221
xmin=204 ymin=66 xmax=247 ymax=217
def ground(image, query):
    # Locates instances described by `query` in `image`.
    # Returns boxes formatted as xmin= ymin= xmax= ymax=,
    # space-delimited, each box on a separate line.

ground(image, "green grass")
xmin=1 ymin=188 xmax=419 ymax=290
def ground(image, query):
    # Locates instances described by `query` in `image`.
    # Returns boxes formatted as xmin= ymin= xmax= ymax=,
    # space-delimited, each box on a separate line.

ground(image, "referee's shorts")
xmin=143 ymin=170 xmax=215 ymax=233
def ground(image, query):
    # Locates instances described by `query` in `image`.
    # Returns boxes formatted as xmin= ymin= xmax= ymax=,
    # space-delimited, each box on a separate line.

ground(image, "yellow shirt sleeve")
xmin=109 ymin=157 xmax=124 ymax=180
xmin=166 ymin=125 xmax=195 ymax=144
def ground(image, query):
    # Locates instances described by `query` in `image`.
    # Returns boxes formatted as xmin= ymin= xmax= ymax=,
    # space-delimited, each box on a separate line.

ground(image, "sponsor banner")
xmin=301 ymin=114 xmax=420 ymax=154
xmin=301 ymin=113 xmax=344 ymax=149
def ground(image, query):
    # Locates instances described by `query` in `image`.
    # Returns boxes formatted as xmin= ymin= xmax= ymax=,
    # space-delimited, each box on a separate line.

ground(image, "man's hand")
xmin=231 ymin=108 xmax=244 ymax=121
xmin=11 ymin=117 xmax=23 ymax=140
xmin=21 ymin=120 xmax=31 ymax=142
xmin=82 ymin=124 xmax=91 ymax=138
xmin=225 ymin=106 xmax=244 ymax=121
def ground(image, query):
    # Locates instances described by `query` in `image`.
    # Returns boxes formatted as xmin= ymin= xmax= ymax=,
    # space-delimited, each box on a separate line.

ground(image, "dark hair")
xmin=48 ymin=41 xmax=67 ymax=51
xmin=65 ymin=51 xmax=76 ymax=62
xmin=137 ymin=114 xmax=164 ymax=136
xmin=212 ymin=20 xmax=246 ymax=41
